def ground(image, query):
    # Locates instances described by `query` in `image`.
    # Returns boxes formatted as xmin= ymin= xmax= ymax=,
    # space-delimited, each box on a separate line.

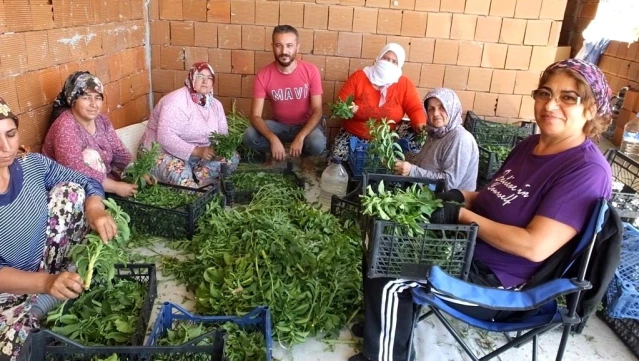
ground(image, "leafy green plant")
xmin=69 ymin=198 xmax=130 ymax=290
xmin=210 ymin=103 xmax=251 ymax=160
xmin=93 ymin=355 xmax=119 ymax=361
xmin=484 ymin=145 xmax=511 ymax=162
xmin=134 ymin=184 xmax=198 ymax=209
xmin=123 ymin=142 xmax=160 ymax=189
xmin=329 ymin=95 xmax=355 ymax=119
xmin=45 ymin=279 xmax=147 ymax=346
xmin=367 ymin=118 xmax=405 ymax=170
xmin=229 ymin=171 xmax=299 ymax=192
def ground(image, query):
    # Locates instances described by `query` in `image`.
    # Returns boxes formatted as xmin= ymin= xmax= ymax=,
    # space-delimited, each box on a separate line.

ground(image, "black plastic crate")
xmin=220 ymin=161 xmax=304 ymax=205
xmin=606 ymin=149 xmax=639 ymax=219
xmin=330 ymin=190 xmax=361 ymax=224
xmin=598 ymin=311 xmax=639 ymax=358
xmin=464 ymin=111 xmax=536 ymax=147
xmin=477 ymin=145 xmax=504 ymax=185
xmin=237 ymin=146 xmax=266 ymax=164
xmin=347 ymin=136 xmax=391 ymax=180
xmin=360 ymin=172 xmax=446 ymax=196
xmin=109 ymin=183 xmax=221 ymax=239
xmin=19 ymin=329 xmax=225 ymax=361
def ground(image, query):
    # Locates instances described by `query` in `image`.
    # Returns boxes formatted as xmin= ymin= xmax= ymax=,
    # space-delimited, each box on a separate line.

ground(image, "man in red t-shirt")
xmin=243 ymin=25 xmax=326 ymax=162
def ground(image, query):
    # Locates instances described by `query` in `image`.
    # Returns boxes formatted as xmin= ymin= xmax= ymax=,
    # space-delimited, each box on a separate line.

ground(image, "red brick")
xmin=490 ymin=69 xmax=517 ymax=93
xmin=121 ymin=49 xmax=138 ymax=77
xmin=131 ymin=0 xmax=145 ymax=19
xmin=465 ymin=0 xmax=490 ymax=15
xmin=439 ymin=0 xmax=465 ymax=13
xmin=401 ymin=11 xmax=427 ymax=37
xmin=119 ymin=76 xmax=133 ymax=104
xmin=160 ymin=46 xmax=185 ymax=70
xmin=15 ymin=72 xmax=45 ymax=112
xmin=457 ymin=41 xmax=483 ymax=66
xmin=183 ymin=0 xmax=207 ymax=21
xmin=514 ymin=71 xmax=541 ymax=95
xmin=134 ymin=47 xmax=147 ymax=70
xmin=313 ymin=31 xmax=339 ymax=56
xmin=19 ymin=106 xmax=51 ymax=149
xmin=419 ymin=64 xmax=445 ymax=88
xmin=31 ymin=4 xmax=54 ymax=30
xmin=208 ymin=0 xmax=230 ymax=23
xmin=353 ymin=7 xmax=378 ymax=33
xmin=505 ymin=45 xmax=532 ymax=70
xmin=322 ymin=80 xmax=336 ymax=103
xmin=443 ymin=65 xmax=469 ymax=90
xmin=377 ymin=9 xmax=403 ymax=35
xmin=473 ymin=92 xmax=497 ymax=116
xmin=490 ymin=0 xmax=516 ymax=17
xmin=303 ymin=55 xmax=327 ymax=78
xmin=107 ymin=53 xmax=122 ymax=83
xmin=0 ymin=77 xmax=19 ymax=114
xmin=426 ymin=12 xmax=451 ymax=38
xmin=529 ymin=46 xmax=557 ymax=71
xmin=350 ymin=58 xmax=372 ymax=75
xmin=24 ymin=32 xmax=49 ymax=71
xmin=159 ymin=0 xmax=183 ymax=20
xmin=174 ymin=70 xmax=189 ymax=88
xmin=0 ymin=33 xmax=28 ymax=76
xmin=256 ymin=1 xmax=279 ymax=26
xmin=361 ymin=34 xmax=387 ymax=58
xmin=79 ymin=58 xmax=97 ymax=76
xmin=415 ymin=0 xmax=440 ymax=11
xmin=279 ymin=3 xmax=304 ymax=28
xmin=129 ymin=21 xmax=146 ymax=48
xmin=341 ymin=0 xmax=365 ymax=5
xmin=524 ymin=20 xmax=551 ymax=46
xmin=433 ymin=39 xmax=459 ymax=65
xmin=386 ymin=36 xmax=411 ymax=58
xmin=305 ymin=4 xmax=329 ymax=30
xmin=326 ymin=57 xmax=350 ymax=81
xmin=209 ymin=48 xmax=232 ymax=73
xmin=240 ymin=74 xmax=255 ymax=98
xmin=457 ymin=90 xmax=475 ymax=112
xmin=519 ymin=96 xmax=535 ymax=120
xmin=579 ymin=3 xmax=598 ymax=19
xmin=217 ymin=73 xmax=242 ymax=97
xmin=548 ymin=21 xmax=561 ymax=47
xmin=539 ymin=0 xmax=567 ymax=20
xmin=39 ymin=67 xmax=62 ymax=104
xmin=194 ymin=22 xmax=218 ymax=48
xmin=366 ymin=0 xmax=391 ymax=8
xmin=94 ymin=55 xmax=111 ymax=84
xmin=474 ymin=16 xmax=501 ymax=43
xmin=241 ymin=25 xmax=265 ymax=50
xmin=231 ymin=0 xmax=255 ymax=24
xmin=171 ymin=22 xmax=195 ymax=46
xmin=298 ymin=28 xmax=314 ymax=54
xmin=500 ymin=18 xmax=527 ymax=44
xmin=450 ymin=14 xmax=477 ymax=40
xmin=403 ymin=62 xmax=421 ymax=85
xmin=337 ymin=32 xmax=363 ymax=58
xmin=409 ymin=38 xmax=435 ymax=63
xmin=514 ymin=0 xmax=542 ymax=19
xmin=4 ymin=0 xmax=33 ymax=32
xmin=231 ymin=50 xmax=255 ymax=74
xmin=218 ymin=24 xmax=242 ymax=49
xmin=131 ymin=72 xmax=148 ymax=99
xmin=467 ymin=67 xmax=492 ymax=92
xmin=496 ymin=94 xmax=522 ymax=118
xmin=329 ymin=6 xmax=354 ymax=31
xmin=119 ymin=0 xmax=132 ymax=21
xmin=51 ymin=0 xmax=72 ymax=28
xmin=185 ymin=47 xmax=210 ymax=68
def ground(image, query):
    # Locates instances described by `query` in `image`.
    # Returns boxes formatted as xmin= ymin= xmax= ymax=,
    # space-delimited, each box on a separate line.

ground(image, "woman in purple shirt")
xmin=356 ymin=59 xmax=613 ymax=361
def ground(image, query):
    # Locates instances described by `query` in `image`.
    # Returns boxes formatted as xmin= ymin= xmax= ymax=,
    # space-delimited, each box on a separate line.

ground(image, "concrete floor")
xmin=132 ymin=147 xmax=638 ymax=361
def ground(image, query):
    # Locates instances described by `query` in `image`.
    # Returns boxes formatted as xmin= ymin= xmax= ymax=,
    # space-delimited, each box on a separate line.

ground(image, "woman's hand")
xmin=143 ymin=174 xmax=157 ymax=186
xmin=196 ymin=146 xmax=216 ymax=161
xmin=394 ymin=161 xmax=412 ymax=176
xmin=45 ymin=272 xmax=84 ymax=300
xmin=350 ymin=102 xmax=359 ymax=114
xmin=115 ymin=181 xmax=138 ymax=198
xmin=84 ymin=195 xmax=118 ymax=243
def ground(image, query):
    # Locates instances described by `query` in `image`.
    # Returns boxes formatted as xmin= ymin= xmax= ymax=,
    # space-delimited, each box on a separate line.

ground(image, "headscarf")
xmin=423 ymin=88 xmax=463 ymax=139
xmin=542 ymin=59 xmax=612 ymax=118
xmin=51 ymin=71 xmax=104 ymax=124
xmin=0 ymin=97 xmax=19 ymax=126
xmin=185 ymin=62 xmax=216 ymax=107
xmin=363 ymin=43 xmax=406 ymax=107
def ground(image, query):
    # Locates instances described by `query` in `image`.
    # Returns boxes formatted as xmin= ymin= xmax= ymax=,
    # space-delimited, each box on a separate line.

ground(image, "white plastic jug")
xmin=319 ymin=158 xmax=349 ymax=211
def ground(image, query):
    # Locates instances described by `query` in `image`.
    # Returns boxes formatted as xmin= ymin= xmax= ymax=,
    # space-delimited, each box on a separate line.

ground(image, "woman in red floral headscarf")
xmin=140 ymin=62 xmax=239 ymax=188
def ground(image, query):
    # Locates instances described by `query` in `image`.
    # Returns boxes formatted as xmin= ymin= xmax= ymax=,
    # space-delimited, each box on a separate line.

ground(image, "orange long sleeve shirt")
xmin=337 ymin=70 xmax=427 ymax=140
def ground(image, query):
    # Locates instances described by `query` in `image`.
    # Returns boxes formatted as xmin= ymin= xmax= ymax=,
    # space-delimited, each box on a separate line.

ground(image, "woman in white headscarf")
xmin=328 ymin=43 xmax=426 ymax=162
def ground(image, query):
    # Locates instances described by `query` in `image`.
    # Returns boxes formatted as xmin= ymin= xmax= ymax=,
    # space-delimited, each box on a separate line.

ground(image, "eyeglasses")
xmin=194 ymin=74 xmax=214 ymax=81
xmin=531 ymin=89 xmax=581 ymax=106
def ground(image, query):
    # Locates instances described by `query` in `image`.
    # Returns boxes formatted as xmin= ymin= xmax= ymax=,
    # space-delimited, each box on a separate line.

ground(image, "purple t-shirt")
xmin=472 ymin=135 xmax=612 ymax=288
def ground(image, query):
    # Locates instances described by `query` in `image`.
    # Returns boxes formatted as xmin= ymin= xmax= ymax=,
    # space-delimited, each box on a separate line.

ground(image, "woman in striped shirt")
xmin=0 ymin=97 xmax=117 ymax=360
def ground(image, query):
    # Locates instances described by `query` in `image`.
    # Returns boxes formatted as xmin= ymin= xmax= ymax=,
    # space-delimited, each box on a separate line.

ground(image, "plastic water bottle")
xmin=621 ymin=113 xmax=639 ymax=161
xmin=319 ymin=158 xmax=348 ymax=211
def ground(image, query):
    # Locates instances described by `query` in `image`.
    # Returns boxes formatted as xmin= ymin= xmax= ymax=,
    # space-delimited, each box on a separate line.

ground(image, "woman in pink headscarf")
xmin=140 ymin=62 xmax=239 ymax=188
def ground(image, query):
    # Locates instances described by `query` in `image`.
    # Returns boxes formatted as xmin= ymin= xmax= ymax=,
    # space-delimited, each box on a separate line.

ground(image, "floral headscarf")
xmin=51 ymin=71 xmax=104 ymax=123
xmin=0 ymin=97 xmax=18 ymax=126
xmin=185 ymin=62 xmax=216 ymax=107
xmin=543 ymin=59 xmax=612 ymax=118
xmin=423 ymin=88 xmax=463 ymax=139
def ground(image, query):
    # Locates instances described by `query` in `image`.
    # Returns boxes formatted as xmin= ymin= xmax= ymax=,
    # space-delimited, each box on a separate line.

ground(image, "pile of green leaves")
xmin=484 ymin=145 xmax=511 ymax=162
xmin=162 ymin=184 xmax=362 ymax=346
xmin=45 ymin=279 xmax=147 ymax=346
xmin=229 ymin=171 xmax=299 ymax=192
xmin=123 ymin=143 xmax=160 ymax=189
xmin=367 ymin=118 xmax=405 ymax=170
xmin=330 ymin=95 xmax=355 ymax=119
xmin=361 ymin=181 xmax=442 ymax=236
xmin=155 ymin=321 xmax=266 ymax=361
xmin=134 ymin=184 xmax=198 ymax=209
xmin=210 ymin=103 xmax=251 ymax=160
xmin=69 ymin=199 xmax=131 ymax=290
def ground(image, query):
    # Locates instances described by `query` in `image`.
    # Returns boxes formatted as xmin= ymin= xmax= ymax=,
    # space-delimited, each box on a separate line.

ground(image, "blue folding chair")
xmin=409 ymin=198 xmax=622 ymax=361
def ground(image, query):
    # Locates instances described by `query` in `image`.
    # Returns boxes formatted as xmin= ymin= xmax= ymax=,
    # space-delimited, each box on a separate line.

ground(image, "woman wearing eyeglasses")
xmin=140 ymin=62 xmax=239 ymax=188
xmin=354 ymin=59 xmax=614 ymax=361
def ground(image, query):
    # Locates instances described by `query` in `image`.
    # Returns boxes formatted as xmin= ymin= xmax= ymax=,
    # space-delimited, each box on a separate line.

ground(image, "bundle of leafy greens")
xmin=329 ymin=95 xmax=356 ymax=119
xmin=209 ymin=103 xmax=251 ymax=160
xmin=123 ymin=142 xmax=160 ymax=189
xmin=367 ymin=118 xmax=405 ymax=170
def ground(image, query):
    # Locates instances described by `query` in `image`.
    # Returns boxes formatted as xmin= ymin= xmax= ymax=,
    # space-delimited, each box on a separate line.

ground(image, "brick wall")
xmin=599 ymin=41 xmax=639 ymax=93
xmin=150 ymin=0 xmax=569 ymax=140
xmin=0 ymin=0 xmax=150 ymax=152
xmin=559 ymin=0 xmax=599 ymax=55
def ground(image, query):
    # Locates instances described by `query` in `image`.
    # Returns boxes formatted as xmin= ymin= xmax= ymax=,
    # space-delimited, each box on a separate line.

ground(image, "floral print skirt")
xmin=0 ymin=183 xmax=87 ymax=361
xmin=150 ymin=151 xmax=240 ymax=188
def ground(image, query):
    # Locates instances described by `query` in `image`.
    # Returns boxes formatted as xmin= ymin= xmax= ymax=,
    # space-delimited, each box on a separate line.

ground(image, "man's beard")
xmin=275 ymin=53 xmax=295 ymax=67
